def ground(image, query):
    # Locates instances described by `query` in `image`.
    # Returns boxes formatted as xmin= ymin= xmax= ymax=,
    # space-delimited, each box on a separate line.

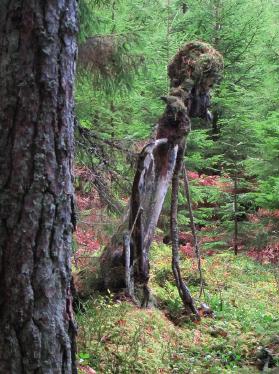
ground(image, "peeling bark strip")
xmin=0 ymin=1 xmax=78 ymax=373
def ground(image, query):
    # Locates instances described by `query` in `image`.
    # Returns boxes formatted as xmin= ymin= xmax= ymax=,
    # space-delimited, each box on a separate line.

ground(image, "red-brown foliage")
xmin=248 ymin=243 xmax=279 ymax=264
xmin=180 ymin=242 xmax=195 ymax=258
xmin=74 ymin=228 xmax=100 ymax=268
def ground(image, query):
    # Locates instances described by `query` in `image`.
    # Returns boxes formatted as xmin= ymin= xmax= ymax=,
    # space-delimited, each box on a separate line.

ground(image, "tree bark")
xmin=100 ymin=97 xmax=190 ymax=304
xmin=0 ymin=1 xmax=78 ymax=373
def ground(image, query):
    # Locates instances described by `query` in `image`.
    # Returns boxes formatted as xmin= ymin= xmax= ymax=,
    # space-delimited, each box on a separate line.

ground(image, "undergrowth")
xmin=76 ymin=246 xmax=279 ymax=373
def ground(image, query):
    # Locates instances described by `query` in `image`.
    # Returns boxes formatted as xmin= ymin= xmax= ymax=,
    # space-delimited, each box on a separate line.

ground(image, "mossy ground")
xmin=76 ymin=244 xmax=279 ymax=373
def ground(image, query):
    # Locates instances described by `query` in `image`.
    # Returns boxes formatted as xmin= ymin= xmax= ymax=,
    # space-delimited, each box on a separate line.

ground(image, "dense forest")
xmin=76 ymin=0 xmax=279 ymax=258
xmin=74 ymin=0 xmax=279 ymax=373
xmin=0 ymin=0 xmax=278 ymax=373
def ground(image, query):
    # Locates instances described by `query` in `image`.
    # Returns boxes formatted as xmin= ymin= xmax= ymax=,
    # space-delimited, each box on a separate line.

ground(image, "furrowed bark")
xmin=0 ymin=1 xmax=78 ymax=372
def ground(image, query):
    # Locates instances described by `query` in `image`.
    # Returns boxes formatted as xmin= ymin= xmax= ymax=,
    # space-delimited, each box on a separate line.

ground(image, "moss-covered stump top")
xmin=168 ymin=41 xmax=224 ymax=88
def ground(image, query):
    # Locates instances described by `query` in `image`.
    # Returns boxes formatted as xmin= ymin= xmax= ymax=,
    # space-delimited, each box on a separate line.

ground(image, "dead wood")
xmin=84 ymin=41 xmax=223 ymax=314
xmin=100 ymin=101 xmax=190 ymax=303
xmin=78 ymin=36 xmax=116 ymax=75
xmin=182 ymin=164 xmax=205 ymax=298
xmin=170 ymin=142 xmax=200 ymax=318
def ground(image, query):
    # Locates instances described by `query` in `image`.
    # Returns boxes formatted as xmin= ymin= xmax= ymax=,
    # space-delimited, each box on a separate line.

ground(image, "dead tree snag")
xmin=95 ymin=42 xmax=223 ymax=314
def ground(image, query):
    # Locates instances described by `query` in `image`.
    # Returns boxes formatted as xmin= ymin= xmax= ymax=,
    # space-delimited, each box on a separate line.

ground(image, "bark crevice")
xmin=0 ymin=1 xmax=78 ymax=372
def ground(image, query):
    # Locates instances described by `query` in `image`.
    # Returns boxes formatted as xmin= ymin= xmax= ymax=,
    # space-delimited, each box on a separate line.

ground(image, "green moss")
xmin=168 ymin=41 xmax=224 ymax=88
xmin=77 ymin=246 xmax=279 ymax=373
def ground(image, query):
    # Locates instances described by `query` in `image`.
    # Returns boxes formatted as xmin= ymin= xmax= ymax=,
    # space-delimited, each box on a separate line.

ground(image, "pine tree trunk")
xmin=0 ymin=1 xmax=78 ymax=373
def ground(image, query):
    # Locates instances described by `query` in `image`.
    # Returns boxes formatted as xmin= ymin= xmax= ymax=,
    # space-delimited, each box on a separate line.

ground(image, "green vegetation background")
xmin=75 ymin=1 xmax=279 ymax=373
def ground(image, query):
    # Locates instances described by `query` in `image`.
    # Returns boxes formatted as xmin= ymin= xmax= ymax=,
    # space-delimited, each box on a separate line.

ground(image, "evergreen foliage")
xmin=75 ymin=0 xmax=279 ymax=244
xmin=74 ymin=1 xmax=279 ymax=371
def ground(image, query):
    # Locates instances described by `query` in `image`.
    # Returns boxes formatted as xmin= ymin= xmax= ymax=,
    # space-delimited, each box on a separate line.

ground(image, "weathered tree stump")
xmin=100 ymin=95 xmax=190 ymax=304
xmin=91 ymin=42 xmax=223 ymax=313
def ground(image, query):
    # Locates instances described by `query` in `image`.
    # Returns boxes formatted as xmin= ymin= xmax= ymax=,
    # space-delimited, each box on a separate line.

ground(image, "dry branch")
xmin=182 ymin=164 xmax=205 ymax=298
xmin=171 ymin=144 xmax=200 ymax=318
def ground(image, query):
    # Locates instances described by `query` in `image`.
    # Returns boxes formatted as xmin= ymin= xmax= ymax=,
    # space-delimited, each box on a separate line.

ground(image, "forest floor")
xmin=74 ymin=192 xmax=279 ymax=374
